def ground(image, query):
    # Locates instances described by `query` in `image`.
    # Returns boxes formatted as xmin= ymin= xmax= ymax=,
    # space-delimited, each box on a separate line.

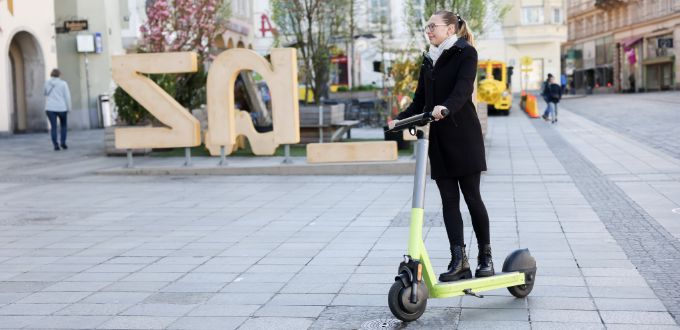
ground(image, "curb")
xmin=95 ymin=159 xmax=421 ymax=176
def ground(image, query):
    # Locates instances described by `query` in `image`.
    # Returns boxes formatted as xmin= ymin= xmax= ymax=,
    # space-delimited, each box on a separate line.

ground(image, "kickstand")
xmin=463 ymin=289 xmax=484 ymax=298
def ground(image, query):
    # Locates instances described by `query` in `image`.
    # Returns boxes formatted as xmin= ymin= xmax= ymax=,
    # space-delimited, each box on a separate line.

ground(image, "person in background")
xmin=542 ymin=75 xmax=562 ymax=123
xmin=540 ymin=73 xmax=553 ymax=116
xmin=44 ymin=69 xmax=71 ymax=151
xmin=560 ymin=73 xmax=567 ymax=94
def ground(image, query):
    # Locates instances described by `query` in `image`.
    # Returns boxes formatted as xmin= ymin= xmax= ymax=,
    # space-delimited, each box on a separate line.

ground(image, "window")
xmin=370 ymin=0 xmax=391 ymax=29
xmin=521 ymin=6 xmax=544 ymax=25
xmin=553 ymin=8 xmax=563 ymax=24
xmin=370 ymin=0 xmax=390 ymax=28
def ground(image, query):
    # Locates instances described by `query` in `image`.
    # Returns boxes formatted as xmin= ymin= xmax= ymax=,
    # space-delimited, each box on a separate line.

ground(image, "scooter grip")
xmin=440 ymin=108 xmax=450 ymax=117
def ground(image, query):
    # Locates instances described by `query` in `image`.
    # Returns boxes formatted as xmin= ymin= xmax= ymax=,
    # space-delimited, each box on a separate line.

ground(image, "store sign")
xmin=111 ymin=49 xmax=300 ymax=155
xmin=658 ymin=38 xmax=673 ymax=48
xmin=64 ymin=20 xmax=89 ymax=32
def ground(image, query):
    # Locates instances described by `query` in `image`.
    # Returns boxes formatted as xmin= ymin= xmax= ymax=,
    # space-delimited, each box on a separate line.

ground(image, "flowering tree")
xmin=138 ymin=0 xmax=230 ymax=109
xmin=140 ymin=0 xmax=230 ymax=65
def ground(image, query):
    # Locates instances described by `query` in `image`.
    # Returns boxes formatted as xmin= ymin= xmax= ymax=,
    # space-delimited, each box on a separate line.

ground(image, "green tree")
xmin=405 ymin=0 xmax=511 ymax=43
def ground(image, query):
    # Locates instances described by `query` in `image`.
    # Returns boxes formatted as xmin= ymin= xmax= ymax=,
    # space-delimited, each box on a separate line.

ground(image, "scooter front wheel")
xmin=387 ymin=280 xmax=428 ymax=322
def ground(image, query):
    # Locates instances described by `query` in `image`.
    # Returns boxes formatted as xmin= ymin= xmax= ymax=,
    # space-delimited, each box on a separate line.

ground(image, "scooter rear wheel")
xmin=507 ymin=271 xmax=536 ymax=298
xmin=507 ymin=283 xmax=533 ymax=298
xmin=388 ymin=280 xmax=427 ymax=322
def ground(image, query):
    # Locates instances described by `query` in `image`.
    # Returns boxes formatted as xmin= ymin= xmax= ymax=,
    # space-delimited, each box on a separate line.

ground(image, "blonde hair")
xmin=434 ymin=10 xmax=475 ymax=47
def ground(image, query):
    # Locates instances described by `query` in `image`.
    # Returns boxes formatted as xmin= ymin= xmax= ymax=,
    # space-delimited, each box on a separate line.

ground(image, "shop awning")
xmin=619 ymin=36 xmax=643 ymax=49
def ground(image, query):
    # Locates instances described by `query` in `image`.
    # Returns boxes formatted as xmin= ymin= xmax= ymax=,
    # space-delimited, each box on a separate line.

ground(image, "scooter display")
xmin=385 ymin=110 xmax=537 ymax=322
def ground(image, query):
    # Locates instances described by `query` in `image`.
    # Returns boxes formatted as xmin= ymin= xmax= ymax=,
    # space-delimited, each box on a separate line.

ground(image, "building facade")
xmin=477 ymin=0 xmax=568 ymax=91
xmin=1 ymin=0 xmax=58 ymax=135
xmin=53 ymin=1 xmax=130 ymax=130
xmin=563 ymin=0 xmax=680 ymax=93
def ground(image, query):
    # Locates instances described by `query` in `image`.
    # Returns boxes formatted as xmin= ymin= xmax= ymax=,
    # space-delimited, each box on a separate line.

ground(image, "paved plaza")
xmin=0 ymin=93 xmax=679 ymax=329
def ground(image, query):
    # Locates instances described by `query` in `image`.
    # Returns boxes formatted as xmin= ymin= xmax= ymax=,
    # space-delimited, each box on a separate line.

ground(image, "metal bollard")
xmin=282 ymin=145 xmax=293 ymax=164
xmin=318 ymin=97 xmax=324 ymax=143
xmin=183 ymin=147 xmax=192 ymax=167
xmin=126 ymin=149 xmax=134 ymax=168
xmin=218 ymin=146 xmax=227 ymax=166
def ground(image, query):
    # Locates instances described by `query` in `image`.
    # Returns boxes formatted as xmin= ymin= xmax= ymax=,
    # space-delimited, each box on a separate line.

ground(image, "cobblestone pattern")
xmin=533 ymin=118 xmax=680 ymax=323
xmin=560 ymin=93 xmax=680 ymax=160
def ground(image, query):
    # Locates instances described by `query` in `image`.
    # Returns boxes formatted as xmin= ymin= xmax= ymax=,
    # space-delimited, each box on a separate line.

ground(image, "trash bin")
xmin=98 ymin=94 xmax=112 ymax=127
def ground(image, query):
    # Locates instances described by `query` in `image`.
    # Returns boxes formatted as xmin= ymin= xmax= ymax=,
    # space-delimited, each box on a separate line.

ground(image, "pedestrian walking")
xmin=44 ymin=68 xmax=71 ymax=150
xmin=540 ymin=73 xmax=554 ymax=116
xmin=388 ymin=10 xmax=493 ymax=282
xmin=542 ymin=75 xmax=562 ymax=123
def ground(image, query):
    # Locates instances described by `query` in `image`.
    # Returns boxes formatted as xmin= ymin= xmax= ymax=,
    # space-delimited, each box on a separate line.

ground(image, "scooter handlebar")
xmin=387 ymin=108 xmax=450 ymax=133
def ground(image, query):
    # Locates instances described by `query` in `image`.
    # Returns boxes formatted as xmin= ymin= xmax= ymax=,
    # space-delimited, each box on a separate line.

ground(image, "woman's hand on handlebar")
xmin=387 ymin=119 xmax=397 ymax=130
xmin=432 ymin=105 xmax=447 ymax=121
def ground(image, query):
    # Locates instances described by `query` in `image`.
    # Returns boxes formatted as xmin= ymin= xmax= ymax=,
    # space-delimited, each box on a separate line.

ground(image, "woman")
xmin=389 ymin=11 xmax=492 ymax=282
xmin=44 ymin=68 xmax=71 ymax=151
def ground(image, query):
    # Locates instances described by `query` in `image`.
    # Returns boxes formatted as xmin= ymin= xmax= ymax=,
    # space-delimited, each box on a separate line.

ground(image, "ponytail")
xmin=457 ymin=19 xmax=475 ymax=47
xmin=433 ymin=10 xmax=475 ymax=47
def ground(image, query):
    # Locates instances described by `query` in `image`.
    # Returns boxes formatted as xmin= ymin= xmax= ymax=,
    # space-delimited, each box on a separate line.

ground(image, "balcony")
xmin=595 ymin=0 xmax=627 ymax=11
xmin=567 ymin=0 xmax=596 ymax=18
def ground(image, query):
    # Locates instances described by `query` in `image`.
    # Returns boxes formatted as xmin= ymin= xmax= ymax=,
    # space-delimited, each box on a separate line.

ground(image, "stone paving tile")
xmin=96 ymin=315 xmax=179 ymax=329
xmin=167 ymin=316 xmax=247 ymax=330
xmin=0 ymin=303 xmax=67 ymax=315
xmin=0 ymin=315 xmax=45 ymax=329
xmin=593 ymin=297 xmax=667 ymax=311
xmin=187 ymin=304 xmax=260 ymax=317
xmin=207 ymin=293 xmax=274 ymax=305
xmin=54 ymin=303 xmax=133 ymax=316
xmin=530 ymin=322 xmax=605 ymax=330
xmin=600 ymin=310 xmax=677 ymax=325
xmin=81 ymin=292 xmax=152 ymax=305
xmin=119 ymin=303 xmax=197 ymax=317
xmin=529 ymin=309 xmax=602 ymax=323
xmin=455 ymin=321 xmax=529 ymax=330
xmin=17 ymin=291 xmax=91 ymax=304
xmin=460 ymin=308 xmax=528 ymax=321
xmin=239 ymin=317 xmax=314 ymax=330
xmin=23 ymin=315 xmax=111 ymax=329
xmin=254 ymin=305 xmax=326 ymax=318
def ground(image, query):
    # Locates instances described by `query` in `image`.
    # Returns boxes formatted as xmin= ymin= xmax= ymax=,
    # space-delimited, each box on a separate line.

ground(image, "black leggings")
xmin=435 ymin=172 xmax=490 ymax=247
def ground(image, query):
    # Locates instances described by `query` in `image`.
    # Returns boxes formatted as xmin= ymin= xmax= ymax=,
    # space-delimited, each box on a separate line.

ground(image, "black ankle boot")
xmin=439 ymin=245 xmax=472 ymax=282
xmin=475 ymin=244 xmax=495 ymax=277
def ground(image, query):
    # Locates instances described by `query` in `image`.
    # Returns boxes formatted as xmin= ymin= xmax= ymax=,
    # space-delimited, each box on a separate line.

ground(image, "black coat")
xmin=397 ymin=38 xmax=486 ymax=180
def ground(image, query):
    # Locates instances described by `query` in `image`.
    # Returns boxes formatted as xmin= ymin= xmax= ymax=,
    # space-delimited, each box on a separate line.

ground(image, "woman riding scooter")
xmin=389 ymin=11 xmax=492 ymax=282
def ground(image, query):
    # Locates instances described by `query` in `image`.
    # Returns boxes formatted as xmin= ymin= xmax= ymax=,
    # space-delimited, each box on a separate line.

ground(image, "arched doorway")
xmin=8 ymin=31 xmax=47 ymax=133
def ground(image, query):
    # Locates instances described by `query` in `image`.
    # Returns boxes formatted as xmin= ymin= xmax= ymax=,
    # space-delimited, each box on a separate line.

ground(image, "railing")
xmin=567 ymin=0 xmax=596 ymax=18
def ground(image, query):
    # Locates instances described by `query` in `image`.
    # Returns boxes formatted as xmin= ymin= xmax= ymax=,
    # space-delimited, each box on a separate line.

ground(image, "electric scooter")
xmin=386 ymin=110 xmax=537 ymax=322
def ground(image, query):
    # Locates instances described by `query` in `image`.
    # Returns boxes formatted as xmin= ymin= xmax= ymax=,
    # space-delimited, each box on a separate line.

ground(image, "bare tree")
xmin=271 ymin=0 xmax=350 ymax=105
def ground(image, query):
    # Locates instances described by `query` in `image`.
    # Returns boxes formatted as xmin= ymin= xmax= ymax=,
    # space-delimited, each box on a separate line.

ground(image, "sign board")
xmin=76 ymin=34 xmax=95 ymax=53
xmin=520 ymin=56 xmax=533 ymax=67
xmin=65 ymin=20 xmax=88 ymax=32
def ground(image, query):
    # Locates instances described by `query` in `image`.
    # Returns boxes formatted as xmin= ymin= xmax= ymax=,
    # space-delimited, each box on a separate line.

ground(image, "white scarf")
xmin=428 ymin=35 xmax=458 ymax=65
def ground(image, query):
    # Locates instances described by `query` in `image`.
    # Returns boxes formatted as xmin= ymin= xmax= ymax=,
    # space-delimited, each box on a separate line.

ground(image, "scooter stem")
xmin=411 ymin=124 xmax=430 ymax=210
xmin=408 ymin=124 xmax=430 ymax=257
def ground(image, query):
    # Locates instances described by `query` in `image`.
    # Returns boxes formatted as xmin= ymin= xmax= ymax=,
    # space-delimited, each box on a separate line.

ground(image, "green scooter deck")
xmin=428 ymin=272 xmax=526 ymax=298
